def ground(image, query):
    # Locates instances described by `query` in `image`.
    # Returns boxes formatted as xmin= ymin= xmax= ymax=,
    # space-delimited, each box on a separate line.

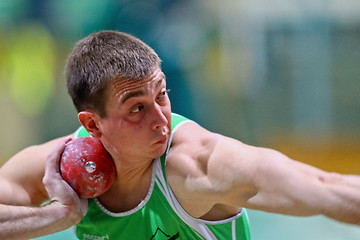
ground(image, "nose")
xmin=151 ymin=103 xmax=168 ymax=130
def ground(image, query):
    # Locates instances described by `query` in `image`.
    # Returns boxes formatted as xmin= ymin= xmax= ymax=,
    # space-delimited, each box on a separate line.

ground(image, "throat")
xmin=97 ymin=161 xmax=154 ymax=213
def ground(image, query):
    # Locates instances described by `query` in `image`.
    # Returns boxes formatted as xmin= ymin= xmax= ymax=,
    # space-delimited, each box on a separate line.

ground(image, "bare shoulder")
xmin=166 ymin=121 xmax=254 ymax=181
xmin=165 ymin=122 xmax=216 ymax=217
xmin=0 ymin=135 xmax=71 ymax=206
xmin=166 ymin=122 xmax=248 ymax=219
xmin=166 ymin=122 xmax=216 ymax=179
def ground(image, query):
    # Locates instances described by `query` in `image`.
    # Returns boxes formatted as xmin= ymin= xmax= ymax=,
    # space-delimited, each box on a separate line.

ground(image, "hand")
xmin=42 ymin=137 xmax=88 ymax=225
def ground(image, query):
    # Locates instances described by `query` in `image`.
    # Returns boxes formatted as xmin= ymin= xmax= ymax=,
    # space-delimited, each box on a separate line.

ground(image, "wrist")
xmin=44 ymin=200 xmax=84 ymax=227
xmin=0 ymin=202 xmax=81 ymax=240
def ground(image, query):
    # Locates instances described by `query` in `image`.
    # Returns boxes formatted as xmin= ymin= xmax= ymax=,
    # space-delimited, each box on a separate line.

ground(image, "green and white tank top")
xmin=74 ymin=113 xmax=251 ymax=239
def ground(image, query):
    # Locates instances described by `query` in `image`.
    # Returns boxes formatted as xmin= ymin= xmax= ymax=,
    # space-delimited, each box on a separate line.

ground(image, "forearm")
xmin=0 ymin=202 xmax=81 ymax=240
xmin=316 ymin=173 xmax=360 ymax=225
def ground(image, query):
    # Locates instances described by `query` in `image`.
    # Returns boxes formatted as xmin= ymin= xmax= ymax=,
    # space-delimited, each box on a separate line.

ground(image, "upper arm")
xmin=206 ymin=134 xmax=334 ymax=216
xmin=168 ymin=122 xmax=338 ymax=217
xmin=220 ymin=145 xmax=328 ymax=215
xmin=0 ymin=136 xmax=71 ymax=206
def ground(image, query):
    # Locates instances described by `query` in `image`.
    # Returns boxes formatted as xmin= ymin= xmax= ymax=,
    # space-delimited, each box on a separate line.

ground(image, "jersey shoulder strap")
xmin=170 ymin=113 xmax=191 ymax=131
xmin=74 ymin=125 xmax=90 ymax=137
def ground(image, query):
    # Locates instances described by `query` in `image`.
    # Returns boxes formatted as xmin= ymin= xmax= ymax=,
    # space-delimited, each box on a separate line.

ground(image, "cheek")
xmin=99 ymin=117 xmax=128 ymax=141
xmin=110 ymin=119 xmax=147 ymax=141
xmin=99 ymin=118 xmax=118 ymax=134
xmin=165 ymin=106 xmax=172 ymax=125
xmin=161 ymin=99 xmax=171 ymax=115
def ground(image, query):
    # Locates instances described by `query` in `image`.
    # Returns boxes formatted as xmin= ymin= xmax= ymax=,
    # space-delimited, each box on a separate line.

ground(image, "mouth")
xmin=155 ymin=127 xmax=170 ymax=144
xmin=155 ymin=134 xmax=168 ymax=145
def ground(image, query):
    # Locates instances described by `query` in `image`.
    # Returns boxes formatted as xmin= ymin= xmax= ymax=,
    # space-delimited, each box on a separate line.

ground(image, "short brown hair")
xmin=65 ymin=30 xmax=161 ymax=117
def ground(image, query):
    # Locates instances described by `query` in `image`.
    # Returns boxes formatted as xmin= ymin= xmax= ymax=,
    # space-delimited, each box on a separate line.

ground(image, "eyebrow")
xmin=121 ymin=90 xmax=144 ymax=104
xmin=121 ymin=77 xmax=165 ymax=104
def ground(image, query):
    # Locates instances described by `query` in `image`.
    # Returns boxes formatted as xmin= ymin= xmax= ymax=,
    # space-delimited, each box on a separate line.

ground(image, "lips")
xmin=156 ymin=134 xmax=168 ymax=144
xmin=155 ymin=127 xmax=169 ymax=144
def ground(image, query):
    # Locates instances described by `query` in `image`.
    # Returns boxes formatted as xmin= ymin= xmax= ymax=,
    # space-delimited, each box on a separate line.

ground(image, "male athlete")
xmin=1 ymin=30 xmax=360 ymax=239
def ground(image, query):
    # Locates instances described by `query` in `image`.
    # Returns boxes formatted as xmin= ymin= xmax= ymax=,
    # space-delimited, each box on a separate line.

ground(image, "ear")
xmin=78 ymin=111 xmax=102 ymax=138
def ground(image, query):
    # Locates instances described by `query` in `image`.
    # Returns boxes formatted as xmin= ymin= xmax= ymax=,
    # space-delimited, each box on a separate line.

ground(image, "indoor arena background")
xmin=0 ymin=1 xmax=359 ymax=239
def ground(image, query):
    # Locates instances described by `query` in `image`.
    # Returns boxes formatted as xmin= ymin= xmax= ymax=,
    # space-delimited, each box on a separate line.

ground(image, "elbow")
xmin=317 ymin=171 xmax=346 ymax=185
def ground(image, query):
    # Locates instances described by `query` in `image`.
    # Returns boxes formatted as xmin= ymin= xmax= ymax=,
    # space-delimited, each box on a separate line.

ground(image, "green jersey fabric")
xmin=73 ymin=113 xmax=251 ymax=240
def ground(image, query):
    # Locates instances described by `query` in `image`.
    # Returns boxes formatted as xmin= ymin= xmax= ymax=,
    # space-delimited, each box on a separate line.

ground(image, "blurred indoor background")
xmin=0 ymin=0 xmax=359 ymax=239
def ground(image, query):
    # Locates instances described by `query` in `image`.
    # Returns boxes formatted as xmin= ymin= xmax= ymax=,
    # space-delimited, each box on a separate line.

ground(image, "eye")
xmin=158 ymin=89 xmax=170 ymax=99
xmin=130 ymin=105 xmax=144 ymax=113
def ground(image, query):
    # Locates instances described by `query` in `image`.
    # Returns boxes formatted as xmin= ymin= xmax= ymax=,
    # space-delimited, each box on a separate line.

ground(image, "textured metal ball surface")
xmin=60 ymin=137 xmax=117 ymax=198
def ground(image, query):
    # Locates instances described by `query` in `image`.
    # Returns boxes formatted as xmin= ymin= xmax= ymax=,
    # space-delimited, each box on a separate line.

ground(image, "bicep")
xmin=241 ymin=148 xmax=326 ymax=215
xmin=0 ymin=136 xmax=70 ymax=206
xmin=207 ymin=136 xmax=331 ymax=216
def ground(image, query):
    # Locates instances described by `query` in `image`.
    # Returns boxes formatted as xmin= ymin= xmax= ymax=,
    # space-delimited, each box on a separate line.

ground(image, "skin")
xmin=1 ymin=68 xmax=360 ymax=239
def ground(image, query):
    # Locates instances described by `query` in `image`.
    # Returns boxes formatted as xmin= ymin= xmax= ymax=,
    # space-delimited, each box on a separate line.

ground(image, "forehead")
xmin=109 ymin=69 xmax=165 ymax=101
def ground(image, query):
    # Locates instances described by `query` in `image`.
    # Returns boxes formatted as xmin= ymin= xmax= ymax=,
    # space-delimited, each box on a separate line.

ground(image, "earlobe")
xmin=78 ymin=111 xmax=102 ymax=138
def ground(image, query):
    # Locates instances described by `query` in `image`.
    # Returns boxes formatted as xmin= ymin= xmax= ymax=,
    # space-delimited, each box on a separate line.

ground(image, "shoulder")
xmin=168 ymin=119 xmax=217 ymax=175
xmin=166 ymin=119 xmax=223 ymax=217
xmin=170 ymin=113 xmax=217 ymax=149
xmin=168 ymin=113 xmax=216 ymax=170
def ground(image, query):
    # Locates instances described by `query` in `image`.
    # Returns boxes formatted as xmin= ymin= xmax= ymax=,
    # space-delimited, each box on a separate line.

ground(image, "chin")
xmin=153 ymin=145 xmax=168 ymax=159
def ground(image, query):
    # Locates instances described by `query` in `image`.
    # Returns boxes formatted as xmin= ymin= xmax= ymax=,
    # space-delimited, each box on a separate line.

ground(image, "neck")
xmin=97 ymin=157 xmax=154 ymax=213
xmin=114 ymin=158 xmax=154 ymax=192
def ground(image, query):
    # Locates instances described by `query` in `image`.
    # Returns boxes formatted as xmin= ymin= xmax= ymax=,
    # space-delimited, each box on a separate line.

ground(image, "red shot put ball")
xmin=60 ymin=137 xmax=117 ymax=198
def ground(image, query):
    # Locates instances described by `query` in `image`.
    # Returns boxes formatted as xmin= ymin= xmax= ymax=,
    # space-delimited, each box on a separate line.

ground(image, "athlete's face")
xmin=97 ymin=69 xmax=172 ymax=162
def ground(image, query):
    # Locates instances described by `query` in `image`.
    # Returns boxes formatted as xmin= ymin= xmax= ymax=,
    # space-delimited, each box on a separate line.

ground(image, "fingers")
xmin=48 ymin=143 xmax=65 ymax=175
xmin=43 ymin=137 xmax=73 ymax=198
xmin=79 ymin=198 xmax=89 ymax=217
xmin=45 ymin=137 xmax=72 ymax=175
